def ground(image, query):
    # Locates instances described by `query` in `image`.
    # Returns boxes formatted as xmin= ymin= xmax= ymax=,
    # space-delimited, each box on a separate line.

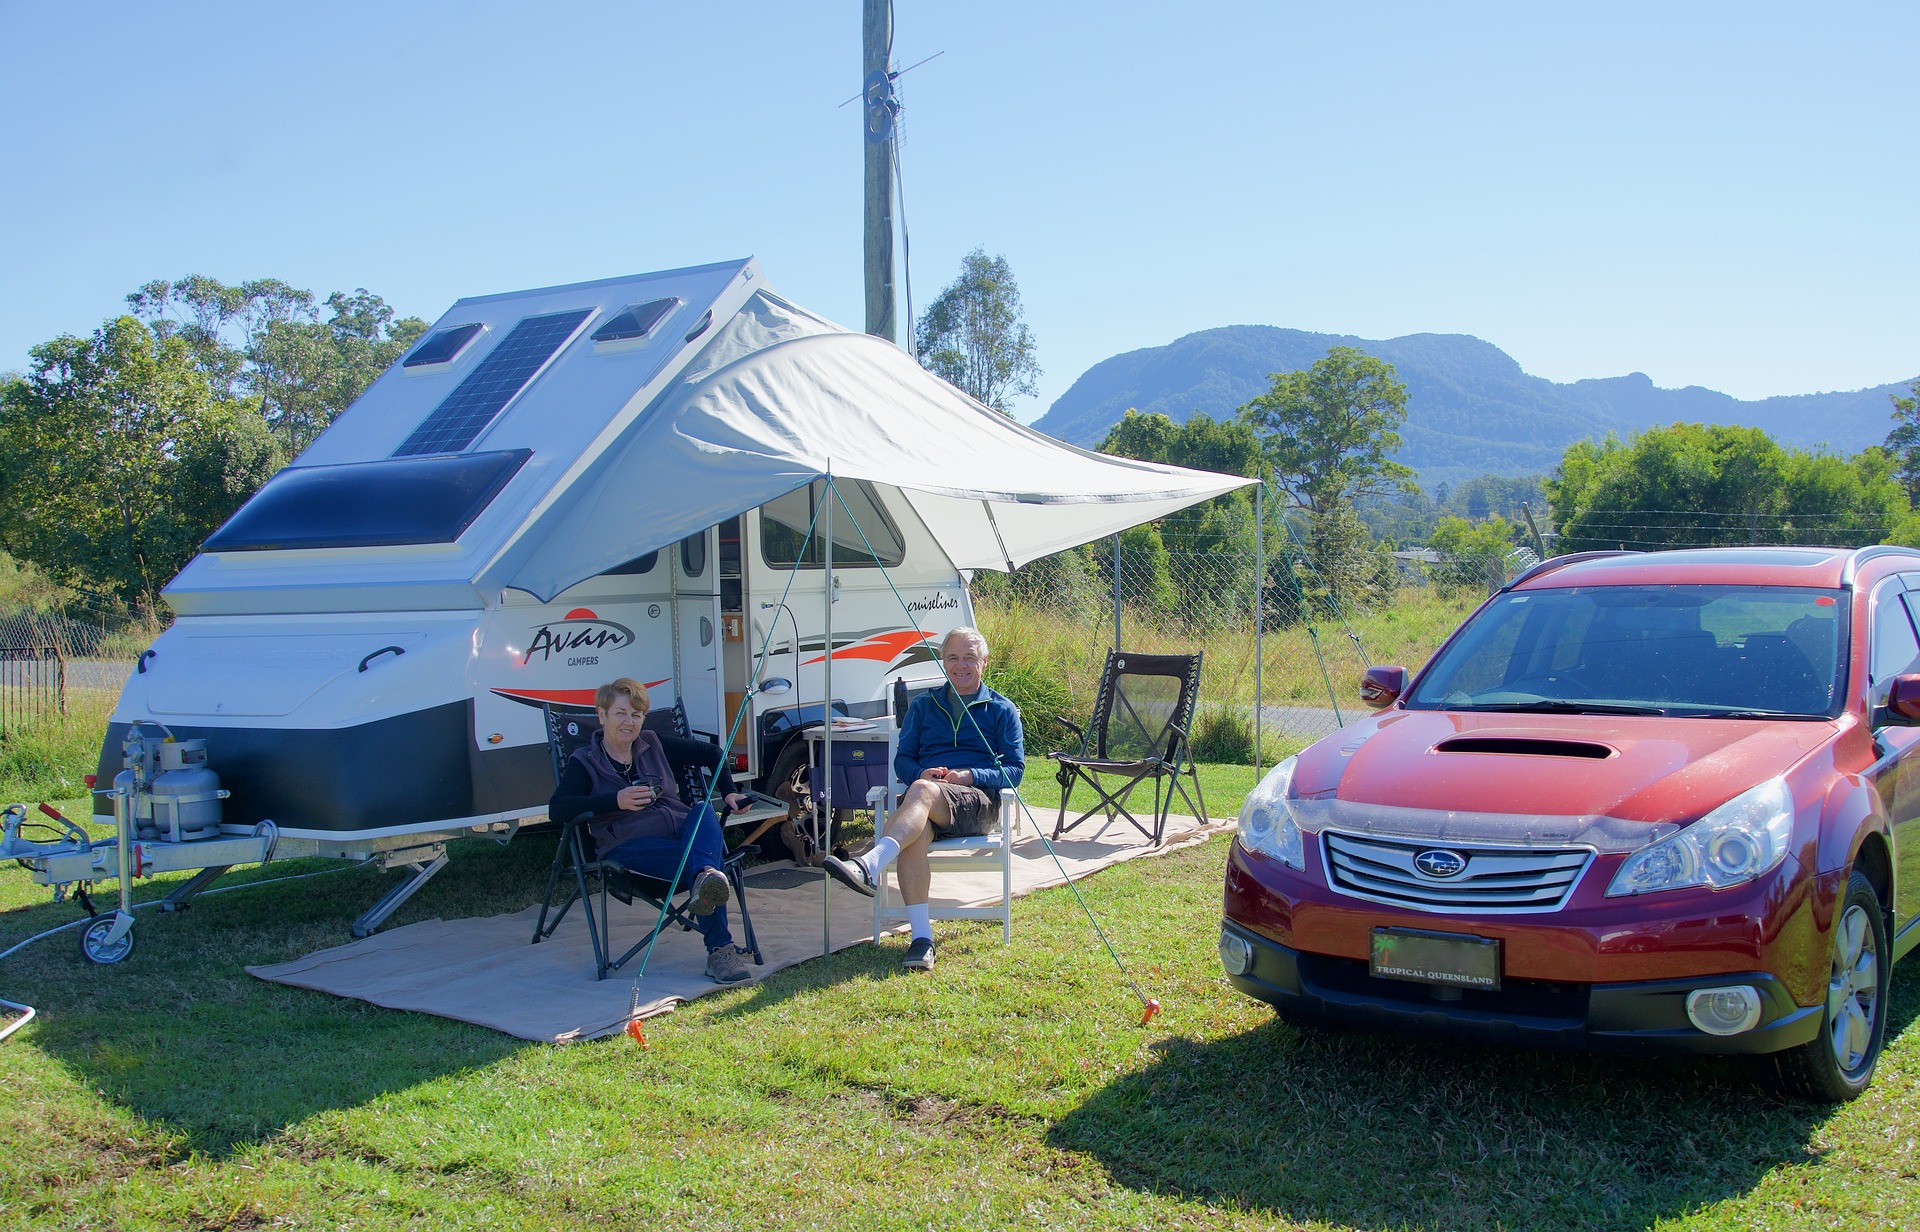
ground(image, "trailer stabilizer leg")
xmin=162 ymin=864 xmax=234 ymax=912
xmin=352 ymin=847 xmax=450 ymax=937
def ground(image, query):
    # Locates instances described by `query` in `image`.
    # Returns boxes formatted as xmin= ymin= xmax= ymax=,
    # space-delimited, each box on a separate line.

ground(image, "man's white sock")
xmin=905 ymin=902 xmax=932 ymax=941
xmin=860 ymin=835 xmax=901 ymax=878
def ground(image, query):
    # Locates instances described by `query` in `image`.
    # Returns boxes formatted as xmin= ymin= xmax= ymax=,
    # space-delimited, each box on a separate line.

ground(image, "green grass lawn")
xmin=2 ymin=772 xmax=1917 ymax=1231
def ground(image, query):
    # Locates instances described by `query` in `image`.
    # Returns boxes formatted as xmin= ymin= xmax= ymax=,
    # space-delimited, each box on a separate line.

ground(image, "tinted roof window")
xmin=591 ymin=298 xmax=680 ymax=344
xmin=402 ymin=322 xmax=484 ymax=368
xmin=203 ymin=450 xmax=532 ymax=551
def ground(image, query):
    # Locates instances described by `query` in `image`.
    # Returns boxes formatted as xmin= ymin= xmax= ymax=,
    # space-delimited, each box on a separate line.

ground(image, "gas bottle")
xmin=148 ymin=740 xmax=222 ymax=842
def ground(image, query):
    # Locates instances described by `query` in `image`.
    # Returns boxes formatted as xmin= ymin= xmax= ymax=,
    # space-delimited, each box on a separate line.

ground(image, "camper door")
xmin=670 ymin=529 xmax=723 ymax=741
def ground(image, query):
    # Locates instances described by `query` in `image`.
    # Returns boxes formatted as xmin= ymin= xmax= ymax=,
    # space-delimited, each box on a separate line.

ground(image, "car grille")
xmin=1322 ymin=830 xmax=1592 ymax=913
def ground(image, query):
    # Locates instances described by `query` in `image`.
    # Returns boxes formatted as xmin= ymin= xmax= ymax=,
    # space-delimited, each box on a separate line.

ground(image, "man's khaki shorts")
xmin=932 ymin=783 xmax=998 ymax=837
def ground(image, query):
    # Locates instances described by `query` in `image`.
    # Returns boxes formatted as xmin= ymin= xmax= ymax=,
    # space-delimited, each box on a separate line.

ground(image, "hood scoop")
xmin=1435 ymin=736 xmax=1614 ymax=760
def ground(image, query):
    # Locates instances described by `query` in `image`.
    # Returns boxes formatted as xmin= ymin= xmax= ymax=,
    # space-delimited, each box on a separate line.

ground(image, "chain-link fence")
xmin=973 ymin=524 xmax=1538 ymax=767
xmin=0 ymin=598 xmax=152 ymax=733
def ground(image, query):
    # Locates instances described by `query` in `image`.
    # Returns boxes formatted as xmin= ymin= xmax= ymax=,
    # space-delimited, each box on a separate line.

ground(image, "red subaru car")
xmin=1221 ymin=546 xmax=1920 ymax=1100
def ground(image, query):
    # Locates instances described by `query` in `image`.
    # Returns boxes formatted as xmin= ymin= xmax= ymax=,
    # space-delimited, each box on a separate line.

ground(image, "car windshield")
xmin=1406 ymin=584 xmax=1847 ymax=717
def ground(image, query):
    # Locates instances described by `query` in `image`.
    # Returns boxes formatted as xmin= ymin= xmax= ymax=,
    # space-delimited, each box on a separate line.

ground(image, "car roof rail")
xmin=1501 ymin=550 xmax=1640 ymax=591
xmin=1841 ymin=543 xmax=1920 ymax=588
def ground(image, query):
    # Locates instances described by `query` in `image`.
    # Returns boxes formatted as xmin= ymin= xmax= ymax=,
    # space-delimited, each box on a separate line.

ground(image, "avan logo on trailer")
xmin=523 ymin=608 xmax=635 ymax=665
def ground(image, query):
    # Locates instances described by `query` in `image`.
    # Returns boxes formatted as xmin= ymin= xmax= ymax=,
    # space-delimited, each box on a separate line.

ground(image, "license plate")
xmin=1369 ymin=928 xmax=1501 ymax=991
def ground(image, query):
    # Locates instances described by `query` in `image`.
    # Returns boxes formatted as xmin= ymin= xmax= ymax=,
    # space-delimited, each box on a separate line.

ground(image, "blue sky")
xmin=2 ymin=1 xmax=1915 ymax=423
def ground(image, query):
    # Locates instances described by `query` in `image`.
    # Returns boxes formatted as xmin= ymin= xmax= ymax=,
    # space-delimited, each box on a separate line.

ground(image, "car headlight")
xmin=1238 ymin=755 xmax=1305 ymax=870
xmin=1606 ymin=776 xmax=1796 ymax=896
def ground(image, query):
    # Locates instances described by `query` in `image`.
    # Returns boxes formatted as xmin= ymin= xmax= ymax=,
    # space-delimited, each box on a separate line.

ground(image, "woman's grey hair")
xmin=941 ymin=626 xmax=989 ymax=660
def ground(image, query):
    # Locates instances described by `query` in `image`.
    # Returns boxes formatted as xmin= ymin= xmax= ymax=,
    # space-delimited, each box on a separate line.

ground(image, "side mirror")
xmin=1886 ymin=674 xmax=1920 ymax=723
xmin=1360 ymin=665 xmax=1408 ymax=710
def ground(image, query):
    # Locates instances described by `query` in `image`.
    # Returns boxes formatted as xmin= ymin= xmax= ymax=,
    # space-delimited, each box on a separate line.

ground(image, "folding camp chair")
xmin=530 ymin=704 xmax=762 ymax=981
xmin=1047 ymin=650 xmax=1206 ymax=847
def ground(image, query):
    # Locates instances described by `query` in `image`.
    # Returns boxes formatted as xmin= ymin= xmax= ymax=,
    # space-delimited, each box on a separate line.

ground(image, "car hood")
xmin=1295 ymin=708 xmax=1837 ymax=826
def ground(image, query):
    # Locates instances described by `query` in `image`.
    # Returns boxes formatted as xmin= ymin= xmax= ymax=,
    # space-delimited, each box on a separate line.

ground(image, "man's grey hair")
xmin=941 ymin=625 xmax=989 ymax=660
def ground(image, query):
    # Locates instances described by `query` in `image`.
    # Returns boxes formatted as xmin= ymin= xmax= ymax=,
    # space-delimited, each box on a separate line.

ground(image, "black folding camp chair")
xmin=1047 ymin=650 xmax=1206 ymax=847
xmin=531 ymin=703 xmax=761 ymax=981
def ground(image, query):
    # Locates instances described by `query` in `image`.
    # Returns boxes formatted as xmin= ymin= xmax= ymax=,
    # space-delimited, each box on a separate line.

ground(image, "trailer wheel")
xmin=80 ymin=916 xmax=135 ymax=965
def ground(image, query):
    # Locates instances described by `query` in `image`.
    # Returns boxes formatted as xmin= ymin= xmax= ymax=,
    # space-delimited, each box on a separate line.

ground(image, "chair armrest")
xmin=868 ymin=781 xmax=904 ymax=822
xmin=724 ymin=791 xmax=788 ymax=829
xmin=1055 ymin=716 xmax=1085 ymax=741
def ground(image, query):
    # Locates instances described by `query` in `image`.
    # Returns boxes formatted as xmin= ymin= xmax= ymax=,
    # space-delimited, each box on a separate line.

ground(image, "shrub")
xmin=985 ymin=658 xmax=1078 ymax=751
xmin=1191 ymin=703 xmax=1254 ymax=765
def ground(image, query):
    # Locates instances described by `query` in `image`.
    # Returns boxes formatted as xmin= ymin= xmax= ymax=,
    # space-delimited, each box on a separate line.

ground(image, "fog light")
xmin=1219 ymin=929 xmax=1254 ymax=976
xmin=1685 ymin=985 xmax=1762 ymax=1036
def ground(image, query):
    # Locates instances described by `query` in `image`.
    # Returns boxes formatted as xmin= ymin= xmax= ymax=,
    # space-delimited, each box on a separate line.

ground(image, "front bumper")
xmin=1220 ymin=920 xmax=1821 ymax=1056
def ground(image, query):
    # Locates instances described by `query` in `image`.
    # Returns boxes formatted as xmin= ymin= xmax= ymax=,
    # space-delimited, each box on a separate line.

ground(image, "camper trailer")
xmin=92 ymin=259 xmax=1250 ymax=937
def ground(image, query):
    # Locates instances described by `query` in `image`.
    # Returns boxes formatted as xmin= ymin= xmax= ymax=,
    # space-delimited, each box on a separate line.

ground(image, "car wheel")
xmin=1771 ymin=870 xmax=1889 ymax=1102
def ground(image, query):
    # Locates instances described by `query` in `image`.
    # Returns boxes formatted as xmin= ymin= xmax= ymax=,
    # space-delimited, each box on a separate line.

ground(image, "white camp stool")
xmin=869 ymin=783 xmax=1019 ymax=944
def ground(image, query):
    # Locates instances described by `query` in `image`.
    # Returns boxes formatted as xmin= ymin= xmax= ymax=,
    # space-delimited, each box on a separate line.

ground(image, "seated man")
xmin=549 ymin=678 xmax=753 ymax=985
xmin=823 ymin=627 xmax=1024 ymax=972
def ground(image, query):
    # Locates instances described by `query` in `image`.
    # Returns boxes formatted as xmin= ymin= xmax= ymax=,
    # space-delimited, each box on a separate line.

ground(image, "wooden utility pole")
xmin=862 ymin=0 xmax=896 ymax=342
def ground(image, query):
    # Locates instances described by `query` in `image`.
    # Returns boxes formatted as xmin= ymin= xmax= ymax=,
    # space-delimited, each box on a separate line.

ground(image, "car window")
xmin=1408 ymin=584 xmax=1845 ymax=716
xmin=1869 ymin=582 xmax=1920 ymax=684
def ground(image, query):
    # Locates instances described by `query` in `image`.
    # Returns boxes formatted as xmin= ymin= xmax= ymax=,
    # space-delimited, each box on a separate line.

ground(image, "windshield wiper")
xmin=1690 ymin=708 xmax=1823 ymax=720
xmin=1463 ymin=700 xmax=1669 ymax=716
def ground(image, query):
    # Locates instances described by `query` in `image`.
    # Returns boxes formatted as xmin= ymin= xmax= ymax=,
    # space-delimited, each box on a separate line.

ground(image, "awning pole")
xmin=1254 ymin=485 xmax=1264 ymax=779
xmin=821 ymin=474 xmax=834 ymax=960
xmin=1113 ymin=533 xmax=1122 ymax=651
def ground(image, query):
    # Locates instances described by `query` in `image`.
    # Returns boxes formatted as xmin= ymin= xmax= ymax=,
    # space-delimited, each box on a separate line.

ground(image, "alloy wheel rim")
xmin=1825 ymin=902 xmax=1879 ymax=1073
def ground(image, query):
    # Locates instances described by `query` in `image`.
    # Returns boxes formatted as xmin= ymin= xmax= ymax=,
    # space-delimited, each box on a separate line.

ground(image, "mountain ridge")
xmin=1032 ymin=326 xmax=1916 ymax=488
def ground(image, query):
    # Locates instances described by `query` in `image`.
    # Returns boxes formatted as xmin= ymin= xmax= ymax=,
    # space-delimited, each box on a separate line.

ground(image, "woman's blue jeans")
xmin=603 ymin=804 xmax=732 ymax=951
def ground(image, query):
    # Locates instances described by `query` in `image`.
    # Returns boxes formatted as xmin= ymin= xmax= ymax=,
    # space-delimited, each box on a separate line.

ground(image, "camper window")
xmin=680 ymin=532 xmax=707 ymax=577
xmin=759 ymin=479 xmax=905 ymax=570
xmin=402 ymin=322 xmax=485 ymax=368
xmin=601 ymin=550 xmax=659 ymax=576
xmin=590 ymin=298 xmax=681 ymax=345
xmin=203 ymin=449 xmax=532 ymax=552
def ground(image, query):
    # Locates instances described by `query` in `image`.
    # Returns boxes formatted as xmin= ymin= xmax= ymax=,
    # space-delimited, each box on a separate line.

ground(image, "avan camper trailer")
xmin=88 ymin=259 xmax=1252 ymax=940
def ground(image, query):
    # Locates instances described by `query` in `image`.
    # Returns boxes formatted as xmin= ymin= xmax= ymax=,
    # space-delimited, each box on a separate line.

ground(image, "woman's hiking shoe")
xmin=903 ymin=937 xmax=936 ymax=971
xmin=823 ymin=854 xmax=876 ymax=897
xmin=705 ymin=946 xmax=752 ymax=984
xmin=687 ymin=867 xmax=731 ymax=917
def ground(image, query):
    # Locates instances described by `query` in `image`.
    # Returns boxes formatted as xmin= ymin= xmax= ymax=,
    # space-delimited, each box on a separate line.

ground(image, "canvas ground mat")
xmin=248 ymin=811 xmax=1232 ymax=1042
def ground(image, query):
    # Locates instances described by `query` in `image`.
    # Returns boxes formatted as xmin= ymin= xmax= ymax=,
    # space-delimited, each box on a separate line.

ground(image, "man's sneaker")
xmin=705 ymin=945 xmax=752 ymax=984
xmin=686 ymin=867 xmax=731 ymax=917
xmin=903 ymin=937 xmax=936 ymax=971
xmin=823 ymin=853 xmax=877 ymax=898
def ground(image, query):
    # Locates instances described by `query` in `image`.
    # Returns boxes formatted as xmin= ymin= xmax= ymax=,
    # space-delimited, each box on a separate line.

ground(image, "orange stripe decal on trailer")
xmin=801 ymin=630 xmax=935 ymax=667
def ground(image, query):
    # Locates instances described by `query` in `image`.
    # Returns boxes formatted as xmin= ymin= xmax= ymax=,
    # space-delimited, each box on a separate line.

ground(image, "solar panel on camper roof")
xmin=394 ymin=308 xmax=591 ymax=457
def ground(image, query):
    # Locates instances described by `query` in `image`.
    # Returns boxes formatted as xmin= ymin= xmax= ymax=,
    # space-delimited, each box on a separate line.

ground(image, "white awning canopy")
xmin=493 ymin=292 xmax=1254 ymax=601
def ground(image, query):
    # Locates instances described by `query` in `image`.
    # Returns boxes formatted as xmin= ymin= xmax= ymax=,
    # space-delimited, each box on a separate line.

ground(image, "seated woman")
xmin=548 ymin=678 xmax=752 ymax=985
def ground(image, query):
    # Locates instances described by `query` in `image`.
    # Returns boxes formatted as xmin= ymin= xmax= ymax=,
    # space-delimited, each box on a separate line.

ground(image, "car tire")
xmin=1770 ymin=869 xmax=1889 ymax=1102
